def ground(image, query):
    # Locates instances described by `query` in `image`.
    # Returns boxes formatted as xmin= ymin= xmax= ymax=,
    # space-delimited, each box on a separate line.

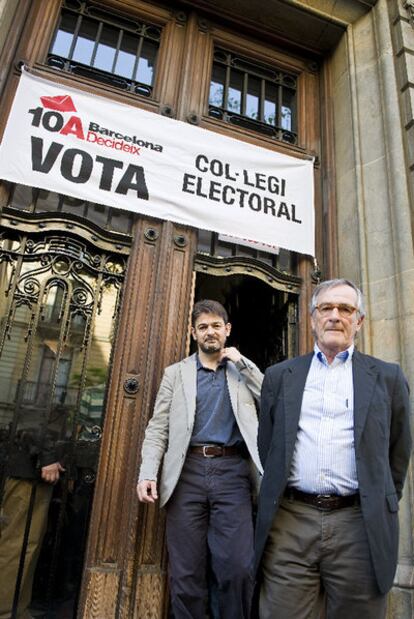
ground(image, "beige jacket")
xmin=138 ymin=353 xmax=263 ymax=507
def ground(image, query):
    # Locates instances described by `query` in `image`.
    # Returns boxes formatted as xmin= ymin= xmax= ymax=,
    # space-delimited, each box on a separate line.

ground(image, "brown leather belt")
xmin=284 ymin=487 xmax=360 ymax=511
xmin=189 ymin=445 xmax=241 ymax=458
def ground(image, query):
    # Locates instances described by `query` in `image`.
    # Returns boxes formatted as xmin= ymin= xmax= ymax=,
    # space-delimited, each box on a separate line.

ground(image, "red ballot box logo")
xmin=40 ymin=95 xmax=77 ymax=112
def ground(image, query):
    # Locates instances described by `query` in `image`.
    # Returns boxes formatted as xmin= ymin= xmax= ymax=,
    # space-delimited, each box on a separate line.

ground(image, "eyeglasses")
xmin=314 ymin=303 xmax=358 ymax=317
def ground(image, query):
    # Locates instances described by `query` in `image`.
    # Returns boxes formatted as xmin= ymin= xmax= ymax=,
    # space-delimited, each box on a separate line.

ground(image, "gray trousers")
xmin=165 ymin=453 xmax=254 ymax=619
xmin=260 ymin=497 xmax=387 ymax=619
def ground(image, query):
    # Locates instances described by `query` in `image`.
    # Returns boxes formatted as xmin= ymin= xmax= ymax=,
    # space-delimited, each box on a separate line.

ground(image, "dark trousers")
xmin=260 ymin=498 xmax=387 ymax=619
xmin=165 ymin=453 xmax=254 ymax=619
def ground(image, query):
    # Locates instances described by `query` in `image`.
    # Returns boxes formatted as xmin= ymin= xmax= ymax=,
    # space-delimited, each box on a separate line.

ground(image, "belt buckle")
xmin=202 ymin=445 xmax=218 ymax=458
xmin=316 ymin=494 xmax=333 ymax=509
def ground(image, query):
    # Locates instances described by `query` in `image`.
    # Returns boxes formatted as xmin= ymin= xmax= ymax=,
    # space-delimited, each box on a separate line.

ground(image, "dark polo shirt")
xmin=190 ymin=355 xmax=243 ymax=446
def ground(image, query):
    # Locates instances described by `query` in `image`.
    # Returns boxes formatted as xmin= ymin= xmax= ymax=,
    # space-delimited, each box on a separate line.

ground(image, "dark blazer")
xmin=254 ymin=350 xmax=412 ymax=594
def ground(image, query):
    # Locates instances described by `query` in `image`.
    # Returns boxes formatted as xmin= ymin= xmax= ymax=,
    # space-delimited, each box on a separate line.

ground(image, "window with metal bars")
xmin=47 ymin=0 xmax=161 ymax=97
xmin=209 ymin=49 xmax=297 ymax=144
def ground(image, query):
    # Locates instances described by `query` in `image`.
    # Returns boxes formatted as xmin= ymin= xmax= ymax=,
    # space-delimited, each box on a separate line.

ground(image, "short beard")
xmin=198 ymin=341 xmax=222 ymax=354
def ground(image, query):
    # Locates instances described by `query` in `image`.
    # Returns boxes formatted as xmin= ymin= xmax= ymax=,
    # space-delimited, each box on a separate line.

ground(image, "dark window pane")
xmin=36 ymin=189 xmax=60 ymax=212
xmin=107 ymin=208 xmax=133 ymax=235
xmin=228 ymin=71 xmax=243 ymax=114
xmin=72 ymin=18 xmax=98 ymax=64
xmin=10 ymin=185 xmax=33 ymax=210
xmin=215 ymin=240 xmax=233 ymax=257
xmin=50 ymin=12 xmax=77 ymax=58
xmin=93 ymin=25 xmax=119 ymax=72
xmin=61 ymin=195 xmax=88 ymax=215
xmin=86 ymin=203 xmax=107 ymax=229
xmin=137 ymin=40 xmax=157 ymax=85
xmin=246 ymin=76 xmax=260 ymax=120
xmin=197 ymin=229 xmax=212 ymax=253
xmin=115 ymin=32 xmax=138 ymax=79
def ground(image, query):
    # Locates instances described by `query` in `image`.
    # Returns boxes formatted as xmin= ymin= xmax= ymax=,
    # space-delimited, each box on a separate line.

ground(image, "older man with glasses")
xmin=255 ymin=278 xmax=412 ymax=619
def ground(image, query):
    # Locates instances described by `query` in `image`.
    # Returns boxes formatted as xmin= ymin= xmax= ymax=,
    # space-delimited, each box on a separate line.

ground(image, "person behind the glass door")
xmin=255 ymin=278 xmax=412 ymax=619
xmin=0 ymin=415 xmax=65 ymax=619
xmin=137 ymin=299 xmax=263 ymax=619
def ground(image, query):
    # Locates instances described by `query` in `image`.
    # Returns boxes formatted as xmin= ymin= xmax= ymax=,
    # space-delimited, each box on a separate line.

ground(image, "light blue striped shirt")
xmin=288 ymin=344 xmax=358 ymax=495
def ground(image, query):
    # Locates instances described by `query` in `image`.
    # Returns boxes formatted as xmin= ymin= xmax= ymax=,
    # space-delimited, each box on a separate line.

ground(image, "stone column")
xmin=330 ymin=0 xmax=414 ymax=616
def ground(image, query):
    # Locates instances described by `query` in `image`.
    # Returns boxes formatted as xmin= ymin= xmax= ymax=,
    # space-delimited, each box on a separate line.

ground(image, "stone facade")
xmin=314 ymin=0 xmax=414 ymax=616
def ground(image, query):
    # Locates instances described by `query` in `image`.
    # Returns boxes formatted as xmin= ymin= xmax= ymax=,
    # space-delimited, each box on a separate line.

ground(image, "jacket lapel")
xmin=283 ymin=353 xmax=313 ymax=469
xmin=352 ymin=350 xmax=378 ymax=448
xmin=180 ymin=353 xmax=197 ymax=428
xmin=226 ymin=363 xmax=239 ymax=417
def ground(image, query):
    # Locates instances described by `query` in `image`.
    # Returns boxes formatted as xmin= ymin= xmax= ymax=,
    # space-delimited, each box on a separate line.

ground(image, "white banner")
xmin=0 ymin=70 xmax=314 ymax=255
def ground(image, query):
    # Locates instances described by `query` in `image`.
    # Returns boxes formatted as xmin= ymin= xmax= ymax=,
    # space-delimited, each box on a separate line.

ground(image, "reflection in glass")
xmin=228 ymin=71 xmax=243 ymax=114
xmin=72 ymin=18 xmax=98 ymax=65
xmin=209 ymin=64 xmax=225 ymax=108
xmin=137 ymin=40 xmax=158 ymax=85
xmin=50 ymin=12 xmax=77 ymax=58
xmin=93 ymin=25 xmax=118 ymax=73
xmin=282 ymin=88 xmax=296 ymax=132
xmin=246 ymin=76 xmax=260 ymax=120
xmin=264 ymin=83 xmax=277 ymax=126
xmin=115 ymin=33 xmax=138 ymax=79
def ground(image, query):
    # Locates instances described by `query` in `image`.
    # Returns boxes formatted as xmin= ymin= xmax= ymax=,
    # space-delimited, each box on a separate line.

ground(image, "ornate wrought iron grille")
xmin=209 ymin=49 xmax=298 ymax=144
xmin=0 ymin=185 xmax=132 ymax=618
xmin=47 ymin=0 xmax=162 ymax=97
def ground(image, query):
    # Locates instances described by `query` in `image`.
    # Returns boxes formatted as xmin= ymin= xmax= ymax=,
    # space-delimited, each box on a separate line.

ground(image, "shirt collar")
xmin=196 ymin=353 xmax=226 ymax=371
xmin=314 ymin=343 xmax=354 ymax=366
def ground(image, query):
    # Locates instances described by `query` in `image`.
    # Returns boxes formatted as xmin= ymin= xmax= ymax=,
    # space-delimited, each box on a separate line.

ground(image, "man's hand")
xmin=41 ymin=462 xmax=65 ymax=484
xmin=137 ymin=479 xmax=158 ymax=503
xmin=220 ymin=346 xmax=242 ymax=364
